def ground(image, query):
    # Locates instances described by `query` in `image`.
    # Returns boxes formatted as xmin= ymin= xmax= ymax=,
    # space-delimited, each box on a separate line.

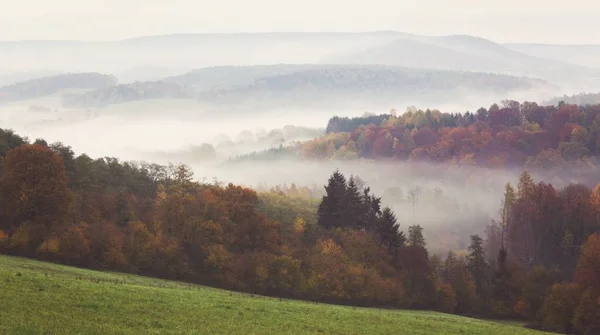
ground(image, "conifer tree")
xmin=361 ymin=187 xmax=382 ymax=231
xmin=468 ymin=234 xmax=489 ymax=299
xmin=317 ymin=170 xmax=347 ymax=229
xmin=376 ymin=207 xmax=406 ymax=255
xmin=344 ymin=175 xmax=364 ymax=229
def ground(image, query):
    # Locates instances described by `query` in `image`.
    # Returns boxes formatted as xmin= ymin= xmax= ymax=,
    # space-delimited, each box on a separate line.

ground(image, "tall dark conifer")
xmin=362 ymin=187 xmax=382 ymax=231
xmin=317 ymin=170 xmax=347 ymax=229
xmin=344 ymin=175 xmax=364 ymax=229
xmin=377 ymin=207 xmax=406 ymax=255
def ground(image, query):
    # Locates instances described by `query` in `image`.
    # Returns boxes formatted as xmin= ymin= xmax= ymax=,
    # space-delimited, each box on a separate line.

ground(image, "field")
xmin=0 ymin=255 xmax=551 ymax=335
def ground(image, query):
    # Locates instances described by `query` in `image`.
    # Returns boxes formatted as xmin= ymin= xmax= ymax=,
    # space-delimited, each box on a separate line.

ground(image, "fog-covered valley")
xmin=1 ymin=31 xmax=599 ymax=253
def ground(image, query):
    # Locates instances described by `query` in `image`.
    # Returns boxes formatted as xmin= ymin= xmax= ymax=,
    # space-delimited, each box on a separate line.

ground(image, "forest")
xmin=0 ymin=111 xmax=600 ymax=333
xmin=285 ymin=100 xmax=598 ymax=188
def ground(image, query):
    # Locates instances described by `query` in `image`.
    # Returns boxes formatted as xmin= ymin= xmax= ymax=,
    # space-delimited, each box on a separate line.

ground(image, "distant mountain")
xmin=162 ymin=64 xmax=322 ymax=91
xmin=1 ymin=32 xmax=598 ymax=93
xmin=61 ymin=81 xmax=188 ymax=108
xmin=116 ymin=66 xmax=188 ymax=84
xmin=0 ymin=73 xmax=117 ymax=102
xmin=504 ymin=43 xmax=600 ymax=69
xmin=194 ymin=65 xmax=558 ymax=106
xmin=0 ymin=32 xmax=402 ymax=74
xmin=60 ymin=65 xmax=557 ymax=109
xmin=322 ymin=34 xmax=600 ymax=91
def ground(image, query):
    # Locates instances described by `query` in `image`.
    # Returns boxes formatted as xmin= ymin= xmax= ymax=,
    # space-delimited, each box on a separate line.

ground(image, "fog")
xmin=1 ymin=24 xmax=599 ymax=254
xmin=0 ymin=91 xmax=567 ymax=254
xmin=0 ymin=81 xmax=559 ymax=160
xmin=192 ymin=158 xmax=519 ymax=253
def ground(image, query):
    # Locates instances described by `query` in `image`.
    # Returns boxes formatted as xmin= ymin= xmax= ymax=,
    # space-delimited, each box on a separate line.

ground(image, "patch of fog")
xmin=0 ymin=86 xmax=560 ymax=161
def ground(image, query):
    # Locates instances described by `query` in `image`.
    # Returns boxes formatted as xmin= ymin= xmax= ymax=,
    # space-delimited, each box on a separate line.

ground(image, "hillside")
xmin=323 ymin=35 xmax=600 ymax=90
xmin=0 ymin=73 xmax=117 ymax=103
xmin=1 ymin=121 xmax=600 ymax=334
xmin=504 ymin=43 xmax=600 ymax=69
xmin=59 ymin=65 xmax=556 ymax=108
xmin=3 ymin=32 xmax=597 ymax=91
xmin=60 ymin=81 xmax=189 ymax=108
xmin=0 ymin=255 xmax=547 ymax=335
xmin=194 ymin=65 xmax=556 ymax=105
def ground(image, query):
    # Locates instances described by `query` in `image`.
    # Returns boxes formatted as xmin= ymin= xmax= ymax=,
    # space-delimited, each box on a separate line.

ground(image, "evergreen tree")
xmin=344 ymin=175 xmax=364 ymax=229
xmin=317 ymin=170 xmax=348 ymax=229
xmin=468 ymin=234 xmax=489 ymax=299
xmin=376 ymin=207 xmax=406 ymax=255
xmin=361 ymin=187 xmax=382 ymax=231
xmin=492 ymin=247 xmax=518 ymax=315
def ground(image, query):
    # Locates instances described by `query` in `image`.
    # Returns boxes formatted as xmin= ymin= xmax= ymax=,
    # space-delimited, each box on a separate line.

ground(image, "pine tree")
xmin=345 ymin=175 xmax=364 ymax=229
xmin=492 ymin=247 xmax=517 ymax=314
xmin=376 ymin=207 xmax=406 ymax=255
xmin=317 ymin=170 xmax=348 ymax=229
xmin=468 ymin=234 xmax=489 ymax=299
xmin=361 ymin=187 xmax=382 ymax=231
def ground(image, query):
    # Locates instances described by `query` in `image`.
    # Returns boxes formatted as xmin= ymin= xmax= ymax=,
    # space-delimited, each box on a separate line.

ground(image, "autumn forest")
xmin=1 ymin=98 xmax=600 ymax=334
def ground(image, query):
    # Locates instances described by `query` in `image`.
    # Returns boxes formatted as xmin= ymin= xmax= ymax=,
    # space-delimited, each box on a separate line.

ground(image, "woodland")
xmin=1 ymin=99 xmax=600 ymax=334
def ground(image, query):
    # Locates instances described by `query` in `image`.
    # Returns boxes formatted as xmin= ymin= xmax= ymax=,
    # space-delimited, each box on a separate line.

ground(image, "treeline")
xmin=544 ymin=93 xmax=600 ymax=107
xmin=326 ymin=114 xmax=389 ymax=134
xmin=479 ymin=171 xmax=600 ymax=334
xmin=0 ymin=73 xmax=117 ymax=102
xmin=303 ymin=101 xmax=600 ymax=185
xmin=61 ymin=81 xmax=189 ymax=108
xmin=196 ymin=66 xmax=551 ymax=105
xmin=1 ymin=126 xmax=600 ymax=334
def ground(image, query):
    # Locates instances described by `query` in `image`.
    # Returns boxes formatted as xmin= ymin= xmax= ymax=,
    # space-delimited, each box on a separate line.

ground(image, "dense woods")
xmin=1 ymin=96 xmax=600 ymax=334
xmin=302 ymin=101 xmax=600 ymax=186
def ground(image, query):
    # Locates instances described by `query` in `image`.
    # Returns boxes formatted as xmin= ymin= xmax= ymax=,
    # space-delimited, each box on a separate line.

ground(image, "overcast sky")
xmin=1 ymin=0 xmax=599 ymax=44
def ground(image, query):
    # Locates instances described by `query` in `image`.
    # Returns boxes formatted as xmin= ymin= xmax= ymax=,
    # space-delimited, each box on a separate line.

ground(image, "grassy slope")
xmin=0 ymin=255 xmax=550 ymax=335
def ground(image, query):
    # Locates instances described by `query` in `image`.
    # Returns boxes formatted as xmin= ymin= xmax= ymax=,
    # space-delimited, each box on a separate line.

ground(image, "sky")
xmin=0 ymin=0 xmax=599 ymax=44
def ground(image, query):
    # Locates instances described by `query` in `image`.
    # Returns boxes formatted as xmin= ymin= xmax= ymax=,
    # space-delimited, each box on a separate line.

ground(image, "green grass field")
xmin=0 ymin=254 xmax=551 ymax=335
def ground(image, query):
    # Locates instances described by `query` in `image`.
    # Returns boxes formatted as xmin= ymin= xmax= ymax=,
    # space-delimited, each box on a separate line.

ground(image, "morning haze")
xmin=1 ymin=1 xmax=599 ymax=334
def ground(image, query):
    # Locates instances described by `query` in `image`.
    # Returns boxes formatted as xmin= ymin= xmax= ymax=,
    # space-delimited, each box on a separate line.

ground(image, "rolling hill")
xmin=58 ymin=65 xmax=558 ymax=108
xmin=0 ymin=254 xmax=549 ymax=334
xmin=0 ymin=73 xmax=117 ymax=103
xmin=504 ymin=43 xmax=600 ymax=69
xmin=2 ymin=31 xmax=598 ymax=90
xmin=322 ymin=34 xmax=600 ymax=90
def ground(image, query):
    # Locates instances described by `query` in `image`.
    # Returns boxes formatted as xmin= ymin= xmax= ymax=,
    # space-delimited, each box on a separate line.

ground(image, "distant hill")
xmin=60 ymin=65 xmax=558 ymax=108
xmin=161 ymin=64 xmax=322 ymax=91
xmin=504 ymin=43 xmax=600 ymax=69
xmin=0 ymin=73 xmax=117 ymax=102
xmin=194 ymin=65 xmax=557 ymax=105
xmin=1 ymin=32 xmax=597 ymax=92
xmin=61 ymin=81 xmax=188 ymax=108
xmin=322 ymin=35 xmax=600 ymax=90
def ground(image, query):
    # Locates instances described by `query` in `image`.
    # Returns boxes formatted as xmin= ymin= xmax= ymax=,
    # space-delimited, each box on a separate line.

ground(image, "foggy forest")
xmin=2 ymin=4 xmax=600 ymax=334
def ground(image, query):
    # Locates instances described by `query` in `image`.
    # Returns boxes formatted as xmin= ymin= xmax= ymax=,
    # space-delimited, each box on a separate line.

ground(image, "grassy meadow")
xmin=0 ymin=255 xmax=551 ymax=334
